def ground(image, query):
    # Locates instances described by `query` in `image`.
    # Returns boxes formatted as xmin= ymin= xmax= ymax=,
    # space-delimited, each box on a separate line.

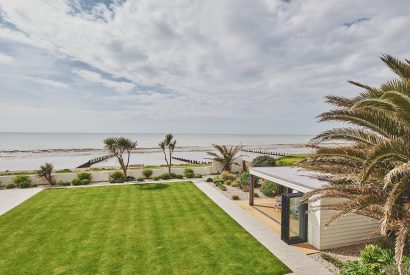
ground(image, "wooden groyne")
xmin=77 ymin=154 xmax=115 ymax=168
xmin=172 ymin=156 xmax=211 ymax=165
xmin=241 ymin=149 xmax=288 ymax=156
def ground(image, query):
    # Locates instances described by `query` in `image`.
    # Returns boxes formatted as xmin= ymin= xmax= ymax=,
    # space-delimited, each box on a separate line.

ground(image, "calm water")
xmin=0 ymin=133 xmax=314 ymax=171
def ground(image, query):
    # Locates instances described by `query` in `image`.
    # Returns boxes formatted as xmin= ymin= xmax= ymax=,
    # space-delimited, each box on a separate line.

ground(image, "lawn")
xmin=0 ymin=182 xmax=290 ymax=274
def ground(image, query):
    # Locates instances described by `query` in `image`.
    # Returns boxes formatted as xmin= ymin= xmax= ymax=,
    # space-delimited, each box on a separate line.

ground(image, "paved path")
xmin=193 ymin=181 xmax=332 ymax=275
xmin=0 ymin=188 xmax=43 ymax=216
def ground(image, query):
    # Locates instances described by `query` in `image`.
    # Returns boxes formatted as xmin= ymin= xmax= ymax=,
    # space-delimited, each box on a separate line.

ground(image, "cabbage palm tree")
xmin=303 ymin=55 xmax=410 ymax=272
xmin=104 ymin=137 xmax=137 ymax=178
xmin=159 ymin=134 xmax=176 ymax=175
xmin=36 ymin=162 xmax=55 ymax=185
xmin=207 ymin=144 xmax=242 ymax=172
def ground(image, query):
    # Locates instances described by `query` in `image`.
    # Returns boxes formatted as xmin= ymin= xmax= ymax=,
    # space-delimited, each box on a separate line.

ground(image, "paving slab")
xmin=0 ymin=188 xmax=43 ymax=216
xmin=193 ymin=180 xmax=332 ymax=275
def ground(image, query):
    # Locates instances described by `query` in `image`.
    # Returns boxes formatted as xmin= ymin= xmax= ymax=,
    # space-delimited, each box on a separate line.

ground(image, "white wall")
xmin=308 ymin=197 xmax=381 ymax=250
xmin=0 ymin=166 xmax=212 ymax=186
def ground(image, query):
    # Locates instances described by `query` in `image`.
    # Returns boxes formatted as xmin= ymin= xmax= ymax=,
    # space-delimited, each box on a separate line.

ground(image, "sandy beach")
xmin=0 ymin=144 xmax=313 ymax=172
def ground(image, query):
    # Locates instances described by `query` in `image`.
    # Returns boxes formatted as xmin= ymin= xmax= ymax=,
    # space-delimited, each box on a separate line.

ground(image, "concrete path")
xmin=0 ymin=188 xmax=43 ymax=216
xmin=193 ymin=181 xmax=332 ymax=275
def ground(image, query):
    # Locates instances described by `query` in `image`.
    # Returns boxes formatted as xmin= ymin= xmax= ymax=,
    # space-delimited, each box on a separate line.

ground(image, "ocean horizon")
xmin=0 ymin=132 xmax=315 ymax=151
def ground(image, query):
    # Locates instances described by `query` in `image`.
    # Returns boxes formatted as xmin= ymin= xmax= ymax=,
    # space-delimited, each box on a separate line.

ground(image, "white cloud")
xmin=72 ymin=68 xmax=135 ymax=93
xmin=0 ymin=52 xmax=13 ymax=64
xmin=0 ymin=0 xmax=409 ymax=133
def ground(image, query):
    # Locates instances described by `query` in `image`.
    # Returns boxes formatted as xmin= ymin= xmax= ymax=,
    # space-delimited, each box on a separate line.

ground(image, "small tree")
xmin=159 ymin=134 xmax=176 ymax=175
xmin=104 ymin=137 xmax=137 ymax=178
xmin=207 ymin=144 xmax=242 ymax=172
xmin=36 ymin=162 xmax=55 ymax=185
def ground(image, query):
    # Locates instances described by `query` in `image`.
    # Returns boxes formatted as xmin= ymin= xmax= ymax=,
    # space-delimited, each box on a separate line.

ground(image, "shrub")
xmin=231 ymin=181 xmax=238 ymax=187
xmin=220 ymin=171 xmax=236 ymax=181
xmin=154 ymin=173 xmax=172 ymax=181
xmin=137 ymin=177 xmax=144 ymax=182
xmin=6 ymin=183 xmax=16 ymax=189
xmin=260 ymin=180 xmax=284 ymax=197
xmin=72 ymin=172 xmax=92 ymax=185
xmin=142 ymin=168 xmax=153 ymax=179
xmin=110 ymin=171 xmax=125 ymax=183
xmin=340 ymin=244 xmax=400 ymax=275
xmin=77 ymin=172 xmax=92 ymax=181
xmin=194 ymin=174 xmax=202 ymax=178
xmin=254 ymin=193 xmax=260 ymax=198
xmin=252 ymin=155 xmax=276 ymax=167
xmin=58 ymin=181 xmax=71 ymax=186
xmin=231 ymin=195 xmax=240 ymax=200
xmin=184 ymin=168 xmax=195 ymax=178
xmin=126 ymin=176 xmax=135 ymax=181
xmin=237 ymin=171 xmax=250 ymax=189
xmin=206 ymin=177 xmax=213 ymax=182
xmin=341 ymin=260 xmax=375 ymax=275
xmin=12 ymin=175 xmax=31 ymax=188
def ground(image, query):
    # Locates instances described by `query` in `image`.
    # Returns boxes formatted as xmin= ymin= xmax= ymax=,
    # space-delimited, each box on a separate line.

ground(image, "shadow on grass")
xmin=136 ymin=183 xmax=169 ymax=191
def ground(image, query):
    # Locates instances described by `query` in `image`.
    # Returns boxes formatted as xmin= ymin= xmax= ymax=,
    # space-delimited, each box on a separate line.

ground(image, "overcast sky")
xmin=0 ymin=0 xmax=409 ymax=134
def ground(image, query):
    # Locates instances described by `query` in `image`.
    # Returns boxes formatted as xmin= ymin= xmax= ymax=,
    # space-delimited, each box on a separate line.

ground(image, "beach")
xmin=0 ymin=133 xmax=314 ymax=171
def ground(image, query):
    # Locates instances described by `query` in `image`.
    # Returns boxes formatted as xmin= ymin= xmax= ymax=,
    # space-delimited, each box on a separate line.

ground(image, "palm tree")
xmin=36 ymin=162 xmax=55 ymax=185
xmin=207 ymin=144 xmax=242 ymax=172
xmin=104 ymin=137 xmax=137 ymax=178
xmin=159 ymin=134 xmax=176 ymax=175
xmin=303 ymin=55 xmax=410 ymax=272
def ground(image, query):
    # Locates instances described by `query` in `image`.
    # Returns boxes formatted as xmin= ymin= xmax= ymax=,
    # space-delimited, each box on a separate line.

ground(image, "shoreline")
xmin=0 ymin=143 xmax=318 ymax=172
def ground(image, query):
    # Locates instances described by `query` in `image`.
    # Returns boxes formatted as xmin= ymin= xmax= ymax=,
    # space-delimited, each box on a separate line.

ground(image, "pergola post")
xmin=249 ymin=174 xmax=254 ymax=206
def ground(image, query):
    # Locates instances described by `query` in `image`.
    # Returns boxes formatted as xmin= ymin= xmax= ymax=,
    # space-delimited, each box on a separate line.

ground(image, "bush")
xmin=12 ymin=175 xmax=31 ymax=188
xmin=206 ymin=177 xmax=213 ymax=182
xmin=220 ymin=171 xmax=237 ymax=181
xmin=72 ymin=172 xmax=92 ymax=185
xmin=142 ymin=168 xmax=153 ymax=179
xmin=341 ymin=260 xmax=375 ymax=275
xmin=110 ymin=171 xmax=125 ymax=183
xmin=237 ymin=171 xmax=250 ymax=190
xmin=126 ymin=176 xmax=135 ymax=181
xmin=77 ymin=172 xmax=92 ymax=181
xmin=231 ymin=195 xmax=240 ymax=200
xmin=194 ymin=174 xmax=202 ymax=178
xmin=154 ymin=173 xmax=172 ymax=181
xmin=260 ymin=180 xmax=284 ymax=197
xmin=252 ymin=155 xmax=276 ymax=167
xmin=137 ymin=177 xmax=144 ymax=182
xmin=340 ymin=244 xmax=400 ymax=275
xmin=58 ymin=181 xmax=71 ymax=186
xmin=184 ymin=168 xmax=195 ymax=178
xmin=6 ymin=183 xmax=16 ymax=189
xmin=254 ymin=193 xmax=260 ymax=198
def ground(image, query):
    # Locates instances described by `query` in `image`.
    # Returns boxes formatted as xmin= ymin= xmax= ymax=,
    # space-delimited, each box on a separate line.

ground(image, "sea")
xmin=0 ymin=133 xmax=315 ymax=172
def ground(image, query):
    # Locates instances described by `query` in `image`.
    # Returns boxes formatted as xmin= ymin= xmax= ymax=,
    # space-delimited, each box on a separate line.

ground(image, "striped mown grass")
xmin=0 ymin=182 xmax=290 ymax=274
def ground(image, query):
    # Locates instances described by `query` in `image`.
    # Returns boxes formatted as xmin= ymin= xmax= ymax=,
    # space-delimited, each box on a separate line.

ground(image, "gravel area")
xmin=205 ymin=178 xmax=268 ymax=201
xmin=308 ymin=241 xmax=375 ymax=274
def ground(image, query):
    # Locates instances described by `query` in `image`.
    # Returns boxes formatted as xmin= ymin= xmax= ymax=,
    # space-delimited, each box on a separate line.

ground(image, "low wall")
xmin=0 ymin=166 xmax=212 ymax=187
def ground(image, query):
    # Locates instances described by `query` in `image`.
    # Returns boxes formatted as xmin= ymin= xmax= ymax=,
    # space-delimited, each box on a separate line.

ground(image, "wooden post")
xmin=249 ymin=175 xmax=254 ymax=206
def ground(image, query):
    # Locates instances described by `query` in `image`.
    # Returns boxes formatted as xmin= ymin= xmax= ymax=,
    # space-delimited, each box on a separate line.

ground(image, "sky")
xmin=0 ymin=0 xmax=409 ymax=134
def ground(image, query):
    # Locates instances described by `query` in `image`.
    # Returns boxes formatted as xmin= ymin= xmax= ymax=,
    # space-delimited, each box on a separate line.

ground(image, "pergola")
xmin=248 ymin=166 xmax=328 ymax=206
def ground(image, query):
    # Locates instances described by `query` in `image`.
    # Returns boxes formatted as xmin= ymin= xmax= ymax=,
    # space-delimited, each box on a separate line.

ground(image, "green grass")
xmin=0 ymin=182 xmax=290 ymax=274
xmin=276 ymin=154 xmax=309 ymax=166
